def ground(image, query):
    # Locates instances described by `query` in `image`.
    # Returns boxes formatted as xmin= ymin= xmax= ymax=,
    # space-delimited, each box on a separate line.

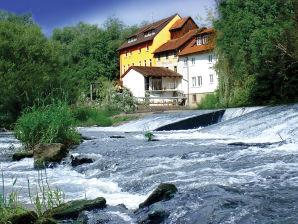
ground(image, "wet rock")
xmin=8 ymin=210 xmax=38 ymax=224
xmin=110 ymin=135 xmax=125 ymax=139
xmin=44 ymin=197 xmax=106 ymax=219
xmin=35 ymin=217 xmax=57 ymax=224
xmin=137 ymin=204 xmax=169 ymax=224
xmin=71 ymin=155 xmax=94 ymax=167
xmin=33 ymin=143 xmax=68 ymax=169
xmin=0 ymin=128 xmax=9 ymax=132
xmin=12 ymin=151 xmax=33 ymax=161
xmin=82 ymin=136 xmax=95 ymax=141
xmin=180 ymin=153 xmax=188 ymax=159
xmin=139 ymin=183 xmax=178 ymax=208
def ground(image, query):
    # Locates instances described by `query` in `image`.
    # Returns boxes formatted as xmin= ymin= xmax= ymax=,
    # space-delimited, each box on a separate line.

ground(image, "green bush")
xmin=197 ymin=93 xmax=221 ymax=109
xmin=14 ymin=102 xmax=81 ymax=149
xmin=71 ymin=107 xmax=118 ymax=127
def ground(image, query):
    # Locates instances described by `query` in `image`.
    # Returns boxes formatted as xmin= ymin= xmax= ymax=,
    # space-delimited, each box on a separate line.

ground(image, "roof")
xmin=153 ymin=28 xmax=206 ymax=54
xmin=169 ymin=17 xmax=190 ymax=31
xmin=121 ymin=66 xmax=182 ymax=79
xmin=117 ymin=14 xmax=178 ymax=51
xmin=169 ymin=16 xmax=197 ymax=31
xmin=179 ymin=28 xmax=215 ymax=56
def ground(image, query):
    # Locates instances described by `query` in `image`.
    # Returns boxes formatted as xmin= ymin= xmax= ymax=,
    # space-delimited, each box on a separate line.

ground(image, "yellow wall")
xmin=119 ymin=14 xmax=181 ymax=78
xmin=156 ymin=52 xmax=179 ymax=71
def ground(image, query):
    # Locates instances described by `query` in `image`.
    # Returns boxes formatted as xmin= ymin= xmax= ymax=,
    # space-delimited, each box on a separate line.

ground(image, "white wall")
xmin=178 ymin=51 xmax=218 ymax=95
xmin=122 ymin=69 xmax=145 ymax=98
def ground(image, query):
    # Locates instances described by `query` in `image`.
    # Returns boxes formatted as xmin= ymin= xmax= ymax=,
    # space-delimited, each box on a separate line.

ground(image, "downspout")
xmin=186 ymin=57 xmax=190 ymax=107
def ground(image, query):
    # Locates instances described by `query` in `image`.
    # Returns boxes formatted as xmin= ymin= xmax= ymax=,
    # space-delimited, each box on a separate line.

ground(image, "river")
xmin=0 ymin=104 xmax=297 ymax=223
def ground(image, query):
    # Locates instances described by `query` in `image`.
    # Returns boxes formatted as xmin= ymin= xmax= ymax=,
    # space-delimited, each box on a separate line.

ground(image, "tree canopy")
xmin=214 ymin=0 xmax=298 ymax=106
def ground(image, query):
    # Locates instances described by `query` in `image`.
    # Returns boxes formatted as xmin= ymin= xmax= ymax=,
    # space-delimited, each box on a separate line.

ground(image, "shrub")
xmin=71 ymin=107 xmax=117 ymax=127
xmin=14 ymin=102 xmax=81 ymax=149
xmin=197 ymin=93 xmax=221 ymax=109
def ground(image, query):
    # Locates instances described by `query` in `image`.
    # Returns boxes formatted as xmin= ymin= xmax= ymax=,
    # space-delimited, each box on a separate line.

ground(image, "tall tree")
xmin=214 ymin=0 xmax=298 ymax=106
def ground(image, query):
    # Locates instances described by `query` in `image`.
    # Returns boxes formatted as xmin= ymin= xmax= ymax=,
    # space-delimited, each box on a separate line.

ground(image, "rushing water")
xmin=1 ymin=105 xmax=298 ymax=223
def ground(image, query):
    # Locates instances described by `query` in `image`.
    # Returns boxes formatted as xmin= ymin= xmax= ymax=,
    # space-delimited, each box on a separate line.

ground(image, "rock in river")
xmin=139 ymin=183 xmax=178 ymax=208
xmin=33 ymin=143 xmax=69 ymax=169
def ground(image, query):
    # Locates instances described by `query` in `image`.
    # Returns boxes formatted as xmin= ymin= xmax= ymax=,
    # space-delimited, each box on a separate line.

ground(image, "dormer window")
xmin=144 ymin=29 xmax=156 ymax=37
xmin=196 ymin=37 xmax=202 ymax=46
xmin=203 ymin=35 xmax=208 ymax=44
xmin=128 ymin=36 xmax=137 ymax=43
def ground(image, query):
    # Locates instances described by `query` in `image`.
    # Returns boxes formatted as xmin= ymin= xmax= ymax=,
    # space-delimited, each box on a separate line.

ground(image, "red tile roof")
xmin=169 ymin=17 xmax=190 ymax=31
xmin=117 ymin=14 xmax=178 ymax=51
xmin=153 ymin=28 xmax=206 ymax=54
xmin=178 ymin=28 xmax=215 ymax=56
xmin=121 ymin=66 xmax=182 ymax=79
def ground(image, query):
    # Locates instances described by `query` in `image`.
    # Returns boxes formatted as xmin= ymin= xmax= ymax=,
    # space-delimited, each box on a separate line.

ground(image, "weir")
xmin=155 ymin=110 xmax=225 ymax=131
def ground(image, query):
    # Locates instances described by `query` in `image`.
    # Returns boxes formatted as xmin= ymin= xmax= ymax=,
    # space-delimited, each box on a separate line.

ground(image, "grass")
xmin=71 ymin=106 xmax=137 ymax=127
xmin=0 ymin=169 xmax=65 ymax=223
xmin=14 ymin=102 xmax=81 ymax=149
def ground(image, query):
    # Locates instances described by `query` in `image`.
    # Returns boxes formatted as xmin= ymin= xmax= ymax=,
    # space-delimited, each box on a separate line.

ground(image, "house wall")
xmin=155 ymin=51 xmax=179 ymax=72
xmin=170 ymin=19 xmax=198 ymax=39
xmin=122 ymin=69 xmax=145 ymax=98
xmin=119 ymin=14 xmax=181 ymax=78
xmin=178 ymin=51 xmax=217 ymax=107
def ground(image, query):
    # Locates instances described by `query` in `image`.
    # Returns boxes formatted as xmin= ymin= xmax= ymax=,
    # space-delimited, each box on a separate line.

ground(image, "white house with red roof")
xmin=178 ymin=28 xmax=218 ymax=107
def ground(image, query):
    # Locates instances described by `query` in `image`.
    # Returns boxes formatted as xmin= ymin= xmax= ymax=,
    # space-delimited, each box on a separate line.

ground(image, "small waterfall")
xmin=221 ymin=106 xmax=264 ymax=122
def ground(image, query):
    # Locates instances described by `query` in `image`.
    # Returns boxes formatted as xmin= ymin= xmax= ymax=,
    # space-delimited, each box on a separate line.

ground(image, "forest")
xmin=0 ymin=0 xmax=297 ymax=128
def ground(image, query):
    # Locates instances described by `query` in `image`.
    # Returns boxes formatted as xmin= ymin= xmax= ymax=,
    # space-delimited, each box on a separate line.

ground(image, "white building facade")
xmin=177 ymin=28 xmax=218 ymax=107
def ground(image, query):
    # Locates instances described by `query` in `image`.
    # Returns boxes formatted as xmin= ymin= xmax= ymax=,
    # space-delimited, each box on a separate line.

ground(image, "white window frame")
xmin=203 ymin=35 xmax=208 ymax=44
xmin=146 ymin=44 xmax=149 ymax=52
xmin=196 ymin=37 xmax=202 ymax=46
xmin=192 ymin=77 xmax=196 ymax=87
xmin=138 ymin=47 xmax=141 ymax=54
xmin=129 ymin=51 xmax=132 ymax=56
xmin=198 ymin=76 xmax=202 ymax=87
xmin=184 ymin=58 xmax=188 ymax=66
xmin=191 ymin=57 xmax=195 ymax=65
xmin=209 ymin=74 xmax=214 ymax=83
xmin=208 ymin=54 xmax=213 ymax=63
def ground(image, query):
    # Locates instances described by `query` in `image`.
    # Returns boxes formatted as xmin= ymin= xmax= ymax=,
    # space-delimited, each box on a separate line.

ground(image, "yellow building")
xmin=117 ymin=14 xmax=181 ymax=78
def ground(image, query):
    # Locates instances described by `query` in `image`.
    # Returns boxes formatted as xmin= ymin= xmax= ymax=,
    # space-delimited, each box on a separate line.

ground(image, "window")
xmin=127 ymin=64 xmax=130 ymax=69
xmin=128 ymin=36 xmax=137 ymax=43
xmin=174 ymin=66 xmax=177 ymax=72
xmin=196 ymin=37 xmax=202 ymax=46
xmin=208 ymin=55 xmax=213 ymax=63
xmin=138 ymin=48 xmax=141 ymax=54
xmin=129 ymin=51 xmax=132 ymax=56
xmin=125 ymin=51 xmax=127 ymax=57
xmin=198 ymin=76 xmax=202 ymax=87
xmin=157 ymin=55 xmax=161 ymax=61
xmin=191 ymin=58 xmax=195 ymax=65
xmin=152 ymin=77 xmax=162 ymax=90
xmin=166 ymin=52 xmax=169 ymax=60
xmin=139 ymin=61 xmax=141 ymax=66
xmin=193 ymin=94 xmax=197 ymax=102
xmin=146 ymin=45 xmax=149 ymax=51
xmin=144 ymin=29 xmax=156 ymax=37
xmin=149 ymin=59 xmax=152 ymax=67
xmin=174 ymin=50 xmax=178 ymax=58
xmin=192 ymin=77 xmax=196 ymax=87
xmin=144 ymin=60 xmax=146 ymax=66
xmin=184 ymin=58 xmax=188 ymax=66
xmin=203 ymin=35 xmax=208 ymax=44
xmin=209 ymin=74 xmax=214 ymax=83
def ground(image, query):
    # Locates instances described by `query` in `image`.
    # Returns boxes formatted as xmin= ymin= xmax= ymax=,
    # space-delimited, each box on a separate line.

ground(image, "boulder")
xmin=44 ymin=197 xmax=106 ymax=219
xmin=8 ymin=210 xmax=38 ymax=224
xmin=138 ymin=209 xmax=169 ymax=224
xmin=139 ymin=183 xmax=178 ymax=208
xmin=12 ymin=151 xmax=33 ymax=161
xmin=33 ymin=143 xmax=68 ymax=169
xmin=71 ymin=155 xmax=94 ymax=167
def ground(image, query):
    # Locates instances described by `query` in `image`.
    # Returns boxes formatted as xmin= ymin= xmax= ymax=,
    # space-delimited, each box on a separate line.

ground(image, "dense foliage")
xmin=14 ymin=102 xmax=81 ymax=149
xmin=0 ymin=10 xmax=139 ymax=128
xmin=214 ymin=0 xmax=298 ymax=107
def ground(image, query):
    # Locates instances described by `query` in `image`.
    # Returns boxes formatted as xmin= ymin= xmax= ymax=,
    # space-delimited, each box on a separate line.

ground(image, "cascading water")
xmin=1 ymin=105 xmax=297 ymax=223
